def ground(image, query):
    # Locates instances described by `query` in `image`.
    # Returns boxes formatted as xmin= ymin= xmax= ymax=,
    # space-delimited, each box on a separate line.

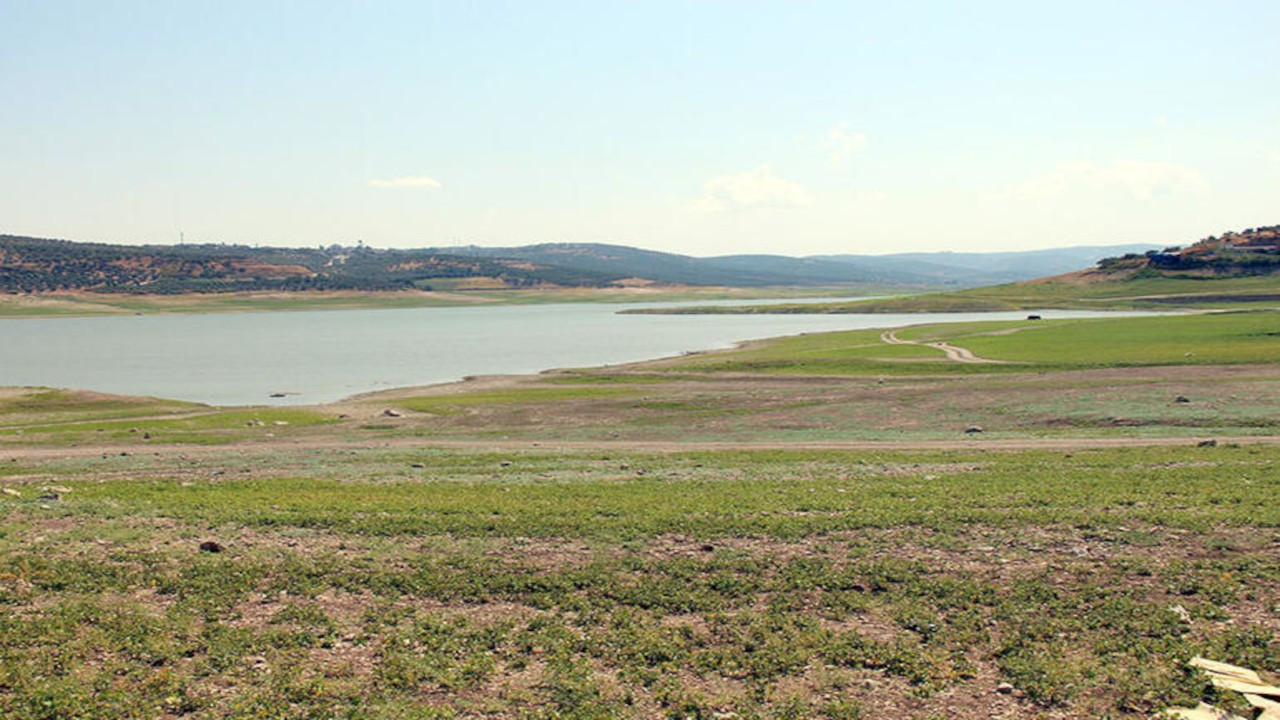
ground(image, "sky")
xmin=2 ymin=1 xmax=1278 ymax=257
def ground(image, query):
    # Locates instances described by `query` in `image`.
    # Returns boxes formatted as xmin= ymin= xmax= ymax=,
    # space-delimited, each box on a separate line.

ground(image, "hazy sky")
xmin=2 ymin=1 xmax=1277 ymax=256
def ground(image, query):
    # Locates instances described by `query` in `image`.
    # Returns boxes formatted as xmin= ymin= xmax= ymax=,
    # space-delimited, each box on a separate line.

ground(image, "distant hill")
xmin=811 ymin=245 xmax=1162 ymax=286
xmin=1089 ymin=226 xmax=1280 ymax=280
xmin=0 ymin=235 xmax=622 ymax=293
xmin=631 ymin=224 xmax=1280 ymax=314
xmin=430 ymin=242 xmax=1155 ymax=288
xmin=0 ymin=232 xmax=1172 ymax=294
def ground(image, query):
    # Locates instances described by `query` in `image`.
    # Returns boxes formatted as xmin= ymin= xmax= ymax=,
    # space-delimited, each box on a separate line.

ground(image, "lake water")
xmin=0 ymin=302 xmax=1140 ymax=406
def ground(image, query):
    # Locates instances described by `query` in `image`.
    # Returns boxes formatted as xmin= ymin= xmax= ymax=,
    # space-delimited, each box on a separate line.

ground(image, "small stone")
xmin=1 ymin=488 xmax=20 ymax=498
xmin=142 ymin=432 xmax=151 ymax=440
xmin=500 ymin=461 xmax=513 ymax=467
xmin=1197 ymin=439 xmax=1218 ymax=447
xmin=1175 ymin=395 xmax=1190 ymax=403
xmin=41 ymin=486 xmax=72 ymax=493
xmin=198 ymin=541 xmax=224 ymax=553
xmin=996 ymin=682 xmax=1014 ymax=694
xmin=699 ymin=544 xmax=715 ymax=553
xmin=410 ymin=463 xmax=425 ymax=469
xmin=965 ymin=425 xmax=984 ymax=434
xmin=382 ymin=409 xmax=402 ymax=417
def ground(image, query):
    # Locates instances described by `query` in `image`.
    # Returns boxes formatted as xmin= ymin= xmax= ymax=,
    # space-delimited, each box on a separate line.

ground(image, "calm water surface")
xmin=1 ymin=301 xmax=1138 ymax=406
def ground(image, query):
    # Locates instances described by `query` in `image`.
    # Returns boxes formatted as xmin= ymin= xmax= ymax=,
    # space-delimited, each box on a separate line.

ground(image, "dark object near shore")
xmin=1197 ymin=439 xmax=1218 ymax=448
xmin=269 ymin=392 xmax=287 ymax=398
xmin=1026 ymin=314 xmax=1042 ymax=320
xmin=1175 ymin=395 xmax=1190 ymax=403
xmin=199 ymin=541 xmax=224 ymax=553
xmin=965 ymin=426 xmax=984 ymax=434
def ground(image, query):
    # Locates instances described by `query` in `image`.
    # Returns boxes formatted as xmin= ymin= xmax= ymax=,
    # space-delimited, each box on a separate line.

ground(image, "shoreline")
xmin=0 ymin=285 xmax=887 ymax=319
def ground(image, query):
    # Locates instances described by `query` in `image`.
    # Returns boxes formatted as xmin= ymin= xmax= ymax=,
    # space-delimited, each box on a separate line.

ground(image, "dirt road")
xmin=880 ymin=330 xmax=1009 ymax=363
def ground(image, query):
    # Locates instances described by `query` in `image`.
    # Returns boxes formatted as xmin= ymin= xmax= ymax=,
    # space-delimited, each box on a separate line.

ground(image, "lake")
xmin=0 ymin=302 xmax=1139 ymax=406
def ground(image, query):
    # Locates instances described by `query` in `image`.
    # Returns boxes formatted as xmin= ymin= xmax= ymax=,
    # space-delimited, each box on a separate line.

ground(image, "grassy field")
xmin=3 ymin=310 xmax=1280 ymax=718
xmin=3 ymin=444 xmax=1280 ymax=719
xmin=630 ymin=274 xmax=1280 ymax=314
xmin=645 ymin=309 xmax=1280 ymax=376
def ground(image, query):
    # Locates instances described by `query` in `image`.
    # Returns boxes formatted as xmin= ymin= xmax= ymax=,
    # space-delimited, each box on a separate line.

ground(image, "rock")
xmin=198 ymin=541 xmax=224 ymax=553
xmin=1170 ymin=604 xmax=1192 ymax=623
xmin=38 ymin=492 xmax=60 ymax=501
xmin=382 ymin=409 xmax=402 ymax=418
xmin=410 ymin=463 xmax=425 ymax=469
xmin=499 ymin=461 xmax=513 ymax=467
xmin=699 ymin=544 xmax=715 ymax=552
xmin=1 ymin=488 xmax=20 ymax=498
xmin=1026 ymin=314 xmax=1042 ymax=320
xmin=965 ymin=425 xmax=984 ymax=434
xmin=272 ymin=421 xmax=288 ymax=426
xmin=142 ymin=432 xmax=151 ymax=440
xmin=268 ymin=393 xmax=287 ymax=398
xmin=996 ymin=682 xmax=1015 ymax=694
xmin=1175 ymin=395 xmax=1191 ymax=403
xmin=41 ymin=486 xmax=72 ymax=493
xmin=1198 ymin=439 xmax=1218 ymax=448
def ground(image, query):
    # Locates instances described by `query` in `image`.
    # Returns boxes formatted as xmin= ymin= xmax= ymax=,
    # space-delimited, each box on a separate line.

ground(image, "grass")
xmin=0 ymin=407 xmax=333 ymax=445
xmin=394 ymin=386 xmax=642 ymax=414
xmin=3 ymin=303 xmax=1280 ymax=717
xmin=2 ymin=444 xmax=1279 ymax=718
xmin=631 ymin=274 xmax=1280 ymax=314
xmin=660 ymin=310 xmax=1280 ymax=376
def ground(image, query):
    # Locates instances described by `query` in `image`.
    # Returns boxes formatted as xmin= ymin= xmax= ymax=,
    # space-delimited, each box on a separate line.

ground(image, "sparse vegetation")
xmin=3 ymin=303 xmax=1280 ymax=718
xmin=2 ymin=445 xmax=1278 ymax=718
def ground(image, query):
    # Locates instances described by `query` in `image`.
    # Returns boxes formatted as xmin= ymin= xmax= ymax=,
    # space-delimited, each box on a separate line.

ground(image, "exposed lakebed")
xmin=1 ymin=300 xmax=1142 ymax=406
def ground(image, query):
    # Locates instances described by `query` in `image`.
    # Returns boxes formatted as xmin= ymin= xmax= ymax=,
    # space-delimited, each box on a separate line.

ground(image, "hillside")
xmin=0 ymin=235 xmax=621 ymax=293
xmin=429 ymin=242 xmax=1155 ymax=288
xmin=627 ymin=225 xmax=1280 ymax=314
xmin=813 ymin=244 xmax=1162 ymax=286
xmin=1 ymin=232 xmax=1167 ymax=295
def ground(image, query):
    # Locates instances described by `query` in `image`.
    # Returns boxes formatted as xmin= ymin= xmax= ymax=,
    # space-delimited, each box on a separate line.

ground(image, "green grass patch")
xmin=394 ymin=385 xmax=642 ymax=413
xmin=660 ymin=311 xmax=1280 ymax=376
xmin=632 ymin=274 xmax=1280 ymax=314
xmin=34 ymin=445 xmax=1280 ymax=539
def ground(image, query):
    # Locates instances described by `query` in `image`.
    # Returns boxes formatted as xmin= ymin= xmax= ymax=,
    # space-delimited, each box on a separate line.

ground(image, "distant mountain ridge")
xmin=0 ymin=232 xmax=1160 ymax=293
xmin=428 ymin=242 xmax=1162 ymax=288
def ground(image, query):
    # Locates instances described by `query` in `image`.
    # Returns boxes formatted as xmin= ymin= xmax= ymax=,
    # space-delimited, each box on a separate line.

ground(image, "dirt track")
xmin=879 ymin=330 xmax=1007 ymax=363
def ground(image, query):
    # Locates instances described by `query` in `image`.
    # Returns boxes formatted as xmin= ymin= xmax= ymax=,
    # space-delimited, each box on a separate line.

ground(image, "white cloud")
xmin=692 ymin=165 xmax=813 ymax=213
xmin=992 ymin=160 xmax=1206 ymax=201
xmin=367 ymin=175 xmax=443 ymax=189
xmin=825 ymin=123 xmax=868 ymax=162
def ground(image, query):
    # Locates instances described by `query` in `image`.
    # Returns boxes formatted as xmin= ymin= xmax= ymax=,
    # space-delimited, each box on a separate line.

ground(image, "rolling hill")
xmin=628 ymin=225 xmax=1280 ymax=314
xmin=1 ymin=232 xmax=1163 ymax=294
